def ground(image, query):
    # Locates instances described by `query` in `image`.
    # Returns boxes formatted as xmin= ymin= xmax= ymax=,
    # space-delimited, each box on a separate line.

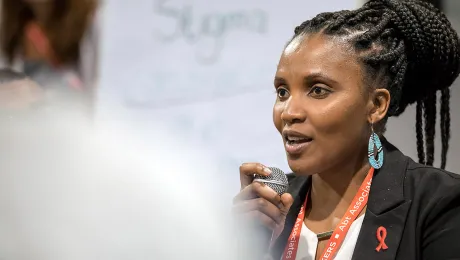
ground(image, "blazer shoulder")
xmin=404 ymin=158 xmax=460 ymax=194
xmin=403 ymin=158 xmax=460 ymax=222
xmin=403 ymin=161 xmax=460 ymax=258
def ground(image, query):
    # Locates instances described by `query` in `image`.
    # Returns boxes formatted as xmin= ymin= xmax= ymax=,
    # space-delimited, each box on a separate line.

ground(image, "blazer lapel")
xmin=270 ymin=175 xmax=310 ymax=260
xmin=352 ymin=139 xmax=412 ymax=260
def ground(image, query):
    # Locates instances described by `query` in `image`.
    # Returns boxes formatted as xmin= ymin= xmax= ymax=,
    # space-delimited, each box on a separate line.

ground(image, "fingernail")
xmin=264 ymin=167 xmax=272 ymax=175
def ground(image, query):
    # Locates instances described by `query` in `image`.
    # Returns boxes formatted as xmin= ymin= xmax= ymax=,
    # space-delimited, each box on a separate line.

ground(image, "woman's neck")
xmin=308 ymin=155 xmax=371 ymax=223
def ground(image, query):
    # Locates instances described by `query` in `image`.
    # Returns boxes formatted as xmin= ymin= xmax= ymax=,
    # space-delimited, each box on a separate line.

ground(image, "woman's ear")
xmin=368 ymin=88 xmax=390 ymax=124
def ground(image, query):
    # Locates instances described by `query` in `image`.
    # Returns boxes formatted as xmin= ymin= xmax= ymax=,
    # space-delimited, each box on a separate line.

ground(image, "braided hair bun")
xmin=291 ymin=0 xmax=460 ymax=169
xmin=364 ymin=0 xmax=460 ymax=111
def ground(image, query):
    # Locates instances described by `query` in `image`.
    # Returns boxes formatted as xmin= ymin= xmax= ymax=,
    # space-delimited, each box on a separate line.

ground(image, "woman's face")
xmin=273 ymin=33 xmax=374 ymax=176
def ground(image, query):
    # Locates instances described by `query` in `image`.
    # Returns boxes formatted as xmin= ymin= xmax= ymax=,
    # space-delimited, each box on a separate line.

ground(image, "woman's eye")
xmin=309 ymin=86 xmax=331 ymax=98
xmin=277 ymin=88 xmax=290 ymax=99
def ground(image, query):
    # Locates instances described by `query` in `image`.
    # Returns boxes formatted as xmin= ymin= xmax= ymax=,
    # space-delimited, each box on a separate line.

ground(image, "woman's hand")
xmin=232 ymin=162 xmax=293 ymax=241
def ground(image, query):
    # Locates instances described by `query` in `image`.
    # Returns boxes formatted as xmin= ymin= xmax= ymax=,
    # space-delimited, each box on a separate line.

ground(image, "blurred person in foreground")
xmin=0 ymin=68 xmax=87 ymax=119
xmin=233 ymin=0 xmax=460 ymax=259
xmin=0 ymin=0 xmax=98 ymax=98
xmin=0 ymin=101 xmax=236 ymax=259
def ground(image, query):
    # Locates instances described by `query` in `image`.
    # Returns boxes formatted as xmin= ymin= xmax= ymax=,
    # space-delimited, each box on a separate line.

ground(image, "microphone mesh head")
xmin=253 ymin=167 xmax=288 ymax=195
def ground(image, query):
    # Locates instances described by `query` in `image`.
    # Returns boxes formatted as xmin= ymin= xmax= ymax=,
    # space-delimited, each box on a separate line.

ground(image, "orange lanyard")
xmin=282 ymin=167 xmax=374 ymax=260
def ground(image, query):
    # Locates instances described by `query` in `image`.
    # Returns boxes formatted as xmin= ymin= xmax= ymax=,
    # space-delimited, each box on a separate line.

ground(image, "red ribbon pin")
xmin=376 ymin=226 xmax=388 ymax=252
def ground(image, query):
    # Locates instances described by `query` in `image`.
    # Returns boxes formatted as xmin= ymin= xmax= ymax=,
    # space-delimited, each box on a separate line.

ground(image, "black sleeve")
xmin=422 ymin=183 xmax=460 ymax=260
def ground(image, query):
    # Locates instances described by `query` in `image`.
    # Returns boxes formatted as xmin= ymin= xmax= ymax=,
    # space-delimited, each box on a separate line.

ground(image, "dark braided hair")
xmin=290 ymin=0 xmax=460 ymax=169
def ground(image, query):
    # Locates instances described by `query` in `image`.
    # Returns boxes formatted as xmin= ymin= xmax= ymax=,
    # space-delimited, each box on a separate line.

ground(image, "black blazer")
xmin=270 ymin=139 xmax=460 ymax=260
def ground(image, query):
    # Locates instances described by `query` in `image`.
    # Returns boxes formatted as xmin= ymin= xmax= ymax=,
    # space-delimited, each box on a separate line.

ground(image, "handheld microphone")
xmin=253 ymin=167 xmax=289 ymax=195
xmin=240 ymin=167 xmax=289 ymax=260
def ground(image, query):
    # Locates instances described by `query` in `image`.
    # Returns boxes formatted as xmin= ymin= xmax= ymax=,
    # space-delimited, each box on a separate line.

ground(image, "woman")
xmin=0 ymin=0 xmax=98 ymax=92
xmin=233 ymin=0 xmax=460 ymax=259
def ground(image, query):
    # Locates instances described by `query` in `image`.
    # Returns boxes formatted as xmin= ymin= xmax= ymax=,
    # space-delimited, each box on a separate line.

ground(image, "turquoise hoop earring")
xmin=368 ymin=125 xmax=384 ymax=169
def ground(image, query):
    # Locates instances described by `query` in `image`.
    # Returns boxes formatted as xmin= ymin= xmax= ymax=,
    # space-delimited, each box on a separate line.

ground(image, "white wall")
xmin=96 ymin=0 xmax=460 ymax=206
xmin=96 ymin=0 xmax=358 ymax=199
